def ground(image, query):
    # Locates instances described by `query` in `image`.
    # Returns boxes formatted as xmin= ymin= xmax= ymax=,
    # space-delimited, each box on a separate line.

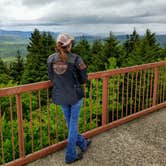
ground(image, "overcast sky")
xmin=1 ymin=0 xmax=166 ymax=35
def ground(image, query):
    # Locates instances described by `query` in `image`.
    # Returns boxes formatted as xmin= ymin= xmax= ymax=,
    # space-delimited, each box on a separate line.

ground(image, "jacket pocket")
xmin=73 ymin=84 xmax=85 ymax=99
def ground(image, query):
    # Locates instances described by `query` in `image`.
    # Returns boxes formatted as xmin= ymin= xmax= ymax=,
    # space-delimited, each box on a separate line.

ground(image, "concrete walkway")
xmin=27 ymin=108 xmax=166 ymax=166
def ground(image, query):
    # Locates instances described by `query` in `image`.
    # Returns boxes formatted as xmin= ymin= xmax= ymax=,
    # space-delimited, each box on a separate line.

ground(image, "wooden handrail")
xmin=88 ymin=61 xmax=166 ymax=79
xmin=0 ymin=61 xmax=165 ymax=97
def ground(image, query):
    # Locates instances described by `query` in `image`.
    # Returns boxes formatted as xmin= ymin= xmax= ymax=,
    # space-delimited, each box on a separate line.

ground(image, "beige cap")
xmin=56 ymin=33 xmax=74 ymax=47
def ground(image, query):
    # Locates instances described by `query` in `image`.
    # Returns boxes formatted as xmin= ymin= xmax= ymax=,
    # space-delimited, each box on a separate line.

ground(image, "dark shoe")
xmin=81 ymin=139 xmax=92 ymax=152
xmin=65 ymin=152 xmax=83 ymax=164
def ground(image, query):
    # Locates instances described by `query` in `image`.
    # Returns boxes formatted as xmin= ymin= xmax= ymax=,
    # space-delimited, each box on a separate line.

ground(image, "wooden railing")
xmin=0 ymin=61 xmax=166 ymax=166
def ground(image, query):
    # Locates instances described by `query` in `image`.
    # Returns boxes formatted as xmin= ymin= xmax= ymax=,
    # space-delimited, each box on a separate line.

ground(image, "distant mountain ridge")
xmin=0 ymin=29 xmax=95 ymax=41
xmin=1 ymin=29 xmax=166 ymax=45
xmin=0 ymin=29 xmax=32 ymax=39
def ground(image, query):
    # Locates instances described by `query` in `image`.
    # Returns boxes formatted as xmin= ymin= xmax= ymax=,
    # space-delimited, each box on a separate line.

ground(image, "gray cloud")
xmin=36 ymin=0 xmax=166 ymax=25
xmin=91 ymin=0 xmax=142 ymax=7
xmin=1 ymin=0 xmax=166 ymax=34
xmin=21 ymin=0 xmax=55 ymax=7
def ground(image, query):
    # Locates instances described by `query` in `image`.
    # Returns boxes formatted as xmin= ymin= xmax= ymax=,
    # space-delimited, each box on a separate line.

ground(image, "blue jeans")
xmin=61 ymin=98 xmax=87 ymax=162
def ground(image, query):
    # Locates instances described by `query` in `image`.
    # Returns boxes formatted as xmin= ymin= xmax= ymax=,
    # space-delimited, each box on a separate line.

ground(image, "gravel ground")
xmin=27 ymin=108 xmax=166 ymax=166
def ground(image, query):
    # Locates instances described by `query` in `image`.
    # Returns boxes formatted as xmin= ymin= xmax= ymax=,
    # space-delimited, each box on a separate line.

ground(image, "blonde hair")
xmin=56 ymin=42 xmax=69 ymax=62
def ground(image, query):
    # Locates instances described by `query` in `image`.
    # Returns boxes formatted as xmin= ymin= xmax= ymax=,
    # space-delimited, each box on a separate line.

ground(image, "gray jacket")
xmin=47 ymin=52 xmax=87 ymax=105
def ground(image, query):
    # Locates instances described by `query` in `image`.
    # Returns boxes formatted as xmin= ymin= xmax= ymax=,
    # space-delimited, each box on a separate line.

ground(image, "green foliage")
xmin=103 ymin=32 xmax=125 ymax=68
xmin=21 ymin=29 xmax=55 ymax=84
xmin=73 ymin=37 xmax=91 ymax=72
xmin=9 ymin=50 xmax=24 ymax=84
xmin=105 ymin=57 xmax=117 ymax=70
xmin=159 ymin=48 xmax=166 ymax=61
xmin=124 ymin=29 xmax=162 ymax=66
xmin=89 ymin=39 xmax=105 ymax=72
xmin=0 ymin=73 xmax=13 ymax=84
xmin=122 ymin=29 xmax=140 ymax=66
xmin=123 ymin=28 xmax=140 ymax=54
xmin=0 ymin=57 xmax=8 ymax=73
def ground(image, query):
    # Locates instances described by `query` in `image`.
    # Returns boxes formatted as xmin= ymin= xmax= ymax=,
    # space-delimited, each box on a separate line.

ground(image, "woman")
xmin=47 ymin=33 xmax=91 ymax=164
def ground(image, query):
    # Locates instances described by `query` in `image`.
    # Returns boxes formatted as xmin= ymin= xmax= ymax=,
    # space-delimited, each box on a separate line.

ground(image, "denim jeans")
xmin=61 ymin=98 xmax=87 ymax=162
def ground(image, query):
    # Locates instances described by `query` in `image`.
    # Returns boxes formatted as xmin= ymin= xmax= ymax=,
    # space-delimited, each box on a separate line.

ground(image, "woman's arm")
xmin=47 ymin=55 xmax=54 ymax=82
xmin=75 ymin=56 xmax=88 ymax=84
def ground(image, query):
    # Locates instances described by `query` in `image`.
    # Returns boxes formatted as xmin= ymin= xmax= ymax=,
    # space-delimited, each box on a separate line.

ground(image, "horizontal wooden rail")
xmin=88 ymin=61 xmax=166 ymax=79
xmin=0 ymin=81 xmax=52 ymax=97
xmin=0 ymin=61 xmax=165 ymax=97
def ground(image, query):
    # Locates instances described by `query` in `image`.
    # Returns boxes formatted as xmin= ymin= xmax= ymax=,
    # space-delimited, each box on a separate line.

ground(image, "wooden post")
xmin=102 ymin=77 xmax=109 ymax=125
xmin=153 ymin=67 xmax=159 ymax=106
xmin=16 ymin=94 xmax=25 ymax=158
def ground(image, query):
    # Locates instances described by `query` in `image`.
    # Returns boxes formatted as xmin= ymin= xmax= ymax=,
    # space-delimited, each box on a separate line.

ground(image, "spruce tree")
xmin=127 ymin=29 xmax=160 ymax=66
xmin=122 ymin=29 xmax=140 ymax=67
xmin=9 ymin=50 xmax=24 ymax=84
xmin=0 ymin=58 xmax=12 ymax=84
xmin=103 ymin=32 xmax=124 ymax=68
xmin=123 ymin=28 xmax=140 ymax=54
xmin=0 ymin=57 xmax=7 ymax=73
xmin=90 ymin=39 xmax=105 ymax=72
xmin=27 ymin=28 xmax=42 ymax=53
xmin=21 ymin=29 xmax=55 ymax=84
xmin=73 ymin=37 xmax=91 ymax=71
